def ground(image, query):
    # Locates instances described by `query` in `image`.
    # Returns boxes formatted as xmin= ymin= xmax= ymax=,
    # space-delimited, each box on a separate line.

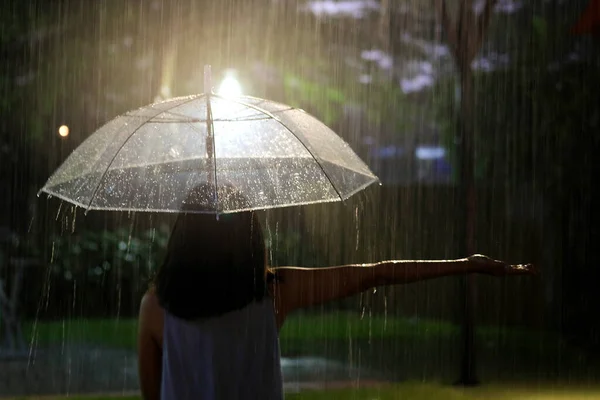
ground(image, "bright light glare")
xmin=217 ymin=76 xmax=242 ymax=97
xmin=58 ymin=125 xmax=69 ymax=137
xmin=415 ymin=146 xmax=446 ymax=160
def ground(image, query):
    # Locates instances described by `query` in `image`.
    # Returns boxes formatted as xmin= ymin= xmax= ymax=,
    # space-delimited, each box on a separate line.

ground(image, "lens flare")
xmin=217 ymin=75 xmax=242 ymax=98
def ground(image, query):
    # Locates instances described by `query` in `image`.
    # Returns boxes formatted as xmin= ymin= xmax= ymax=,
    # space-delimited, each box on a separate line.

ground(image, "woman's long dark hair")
xmin=154 ymin=184 xmax=270 ymax=320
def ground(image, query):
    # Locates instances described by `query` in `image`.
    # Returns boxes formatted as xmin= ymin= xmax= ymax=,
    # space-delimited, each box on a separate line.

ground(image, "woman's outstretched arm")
xmin=271 ymin=254 xmax=535 ymax=328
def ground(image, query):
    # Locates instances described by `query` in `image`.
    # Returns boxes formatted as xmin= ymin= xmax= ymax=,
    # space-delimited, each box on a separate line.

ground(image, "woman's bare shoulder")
xmin=140 ymin=287 xmax=160 ymax=310
xmin=139 ymin=286 xmax=164 ymax=345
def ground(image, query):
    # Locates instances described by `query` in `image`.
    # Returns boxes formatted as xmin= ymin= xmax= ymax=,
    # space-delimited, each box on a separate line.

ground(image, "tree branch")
xmin=379 ymin=0 xmax=391 ymax=53
xmin=470 ymin=0 xmax=498 ymax=61
xmin=435 ymin=0 xmax=459 ymax=59
xmin=478 ymin=0 xmax=498 ymax=33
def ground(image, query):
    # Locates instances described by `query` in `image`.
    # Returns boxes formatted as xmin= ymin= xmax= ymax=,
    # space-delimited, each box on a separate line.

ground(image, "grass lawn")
xmin=293 ymin=384 xmax=600 ymax=400
xmin=22 ymin=312 xmax=558 ymax=350
xmin=10 ymin=314 xmax=598 ymax=399
xmin=7 ymin=382 xmax=600 ymax=399
xmin=22 ymin=312 xmax=590 ymax=382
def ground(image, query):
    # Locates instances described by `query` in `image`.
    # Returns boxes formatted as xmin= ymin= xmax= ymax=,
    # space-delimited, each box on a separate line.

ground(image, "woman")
xmin=138 ymin=189 xmax=534 ymax=400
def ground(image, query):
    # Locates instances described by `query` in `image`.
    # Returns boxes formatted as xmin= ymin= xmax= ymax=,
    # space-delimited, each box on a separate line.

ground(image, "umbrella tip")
xmin=204 ymin=65 xmax=212 ymax=94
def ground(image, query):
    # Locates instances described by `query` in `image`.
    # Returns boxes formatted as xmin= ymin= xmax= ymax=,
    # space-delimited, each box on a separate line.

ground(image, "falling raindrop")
xmin=55 ymin=201 xmax=63 ymax=221
xmin=70 ymin=206 xmax=76 ymax=233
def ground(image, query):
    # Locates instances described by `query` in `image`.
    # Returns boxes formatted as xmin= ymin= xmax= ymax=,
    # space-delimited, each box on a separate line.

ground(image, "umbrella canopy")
xmin=40 ymin=92 xmax=379 ymax=214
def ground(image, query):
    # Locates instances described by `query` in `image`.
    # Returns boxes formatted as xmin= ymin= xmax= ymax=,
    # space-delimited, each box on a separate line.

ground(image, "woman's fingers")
xmin=467 ymin=254 xmax=537 ymax=276
xmin=505 ymin=262 xmax=537 ymax=276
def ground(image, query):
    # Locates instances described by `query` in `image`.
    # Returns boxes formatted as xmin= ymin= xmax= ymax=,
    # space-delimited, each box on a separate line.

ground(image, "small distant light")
xmin=58 ymin=125 xmax=69 ymax=137
xmin=217 ymin=75 xmax=243 ymax=98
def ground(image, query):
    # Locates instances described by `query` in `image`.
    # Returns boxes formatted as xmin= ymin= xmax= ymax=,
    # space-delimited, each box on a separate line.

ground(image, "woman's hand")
xmin=468 ymin=254 xmax=537 ymax=276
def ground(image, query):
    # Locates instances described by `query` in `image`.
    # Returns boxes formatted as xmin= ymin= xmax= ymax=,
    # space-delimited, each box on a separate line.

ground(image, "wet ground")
xmin=0 ymin=345 xmax=387 ymax=397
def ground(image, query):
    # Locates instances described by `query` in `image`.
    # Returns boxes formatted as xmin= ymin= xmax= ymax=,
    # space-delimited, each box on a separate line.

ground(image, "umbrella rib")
xmin=84 ymin=95 xmax=202 ymax=212
xmin=211 ymin=94 xmax=344 ymax=202
xmin=149 ymin=116 xmax=275 ymax=123
xmin=153 ymin=106 xmax=295 ymax=123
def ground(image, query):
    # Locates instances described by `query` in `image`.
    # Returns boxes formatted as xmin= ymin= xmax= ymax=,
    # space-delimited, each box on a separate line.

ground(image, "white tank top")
xmin=160 ymin=298 xmax=283 ymax=400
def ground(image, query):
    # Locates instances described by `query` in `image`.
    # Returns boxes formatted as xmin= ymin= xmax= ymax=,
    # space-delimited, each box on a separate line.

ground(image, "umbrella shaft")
xmin=205 ymin=87 xmax=217 ymax=208
xmin=205 ymin=64 xmax=215 ymax=187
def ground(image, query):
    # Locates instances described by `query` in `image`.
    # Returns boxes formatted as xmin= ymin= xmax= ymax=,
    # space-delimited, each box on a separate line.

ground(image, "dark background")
xmin=1 ymin=0 xmax=599 ymax=362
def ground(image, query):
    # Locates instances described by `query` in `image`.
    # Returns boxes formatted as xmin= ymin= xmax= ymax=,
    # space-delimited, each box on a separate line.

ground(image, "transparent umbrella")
xmin=40 ymin=67 xmax=379 ymax=214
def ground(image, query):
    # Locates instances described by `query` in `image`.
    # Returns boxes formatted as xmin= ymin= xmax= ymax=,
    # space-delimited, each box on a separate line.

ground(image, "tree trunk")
xmin=435 ymin=0 xmax=497 ymax=386
xmin=456 ymin=62 xmax=479 ymax=386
